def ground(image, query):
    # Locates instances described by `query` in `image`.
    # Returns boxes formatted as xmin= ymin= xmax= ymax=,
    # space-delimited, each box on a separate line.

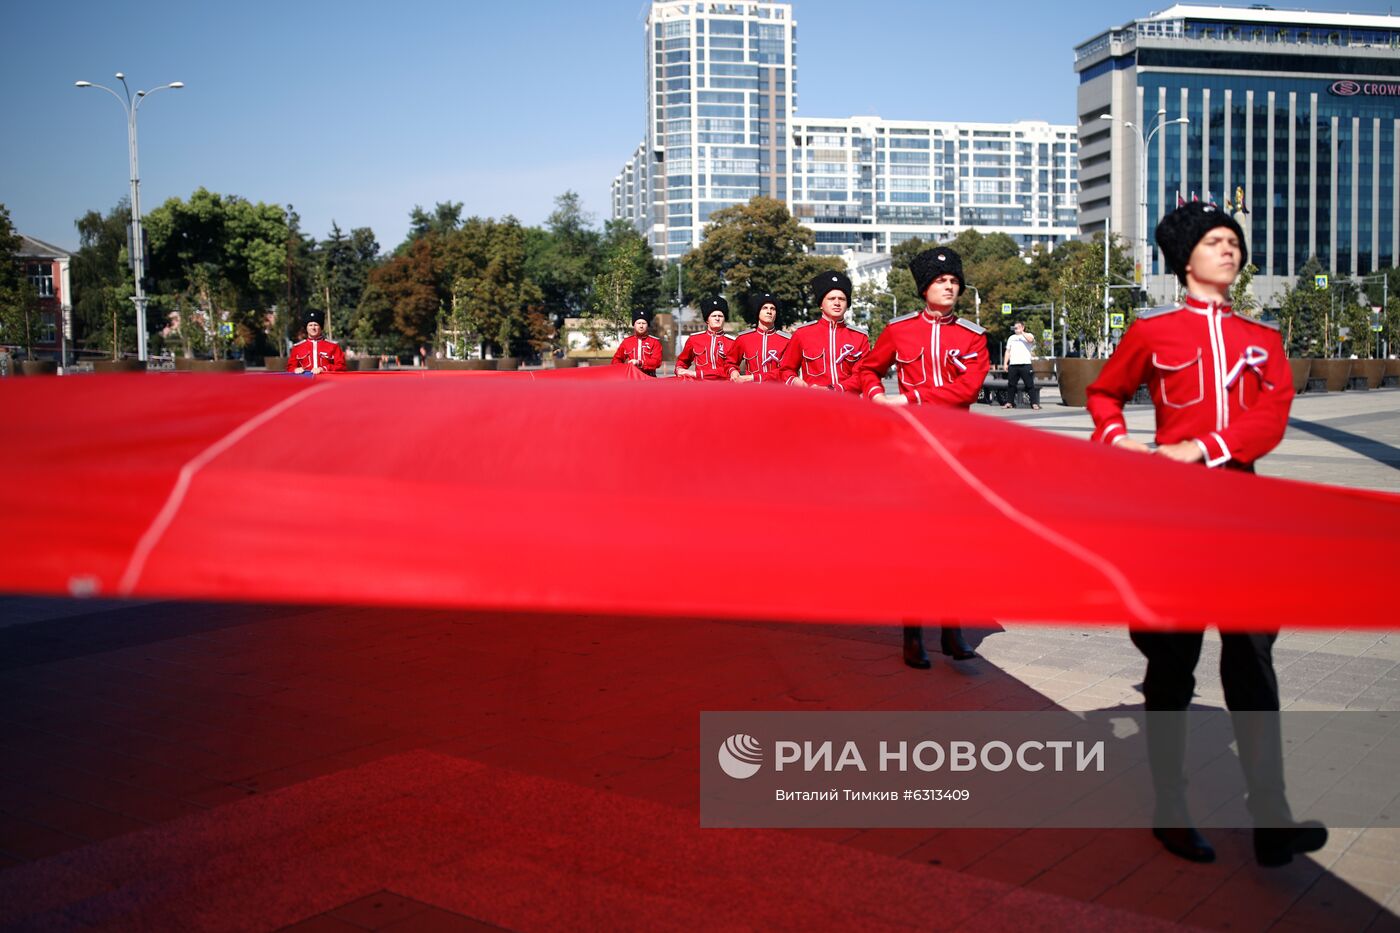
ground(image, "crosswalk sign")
xmin=1314 ymin=274 xmax=1329 ymax=290
xmin=1001 ymin=303 xmax=1012 ymax=316
xmin=219 ymin=322 xmax=234 ymax=337
xmin=1110 ymin=312 xmax=1125 ymax=329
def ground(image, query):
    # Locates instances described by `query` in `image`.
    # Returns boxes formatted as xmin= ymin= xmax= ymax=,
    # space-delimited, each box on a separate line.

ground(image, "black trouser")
xmin=1006 ymin=363 xmax=1038 ymax=406
xmin=1130 ymin=629 xmax=1290 ymax=825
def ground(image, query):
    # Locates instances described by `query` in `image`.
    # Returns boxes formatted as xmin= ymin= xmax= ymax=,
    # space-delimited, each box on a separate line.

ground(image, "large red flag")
xmin=1 ymin=367 xmax=1396 ymax=630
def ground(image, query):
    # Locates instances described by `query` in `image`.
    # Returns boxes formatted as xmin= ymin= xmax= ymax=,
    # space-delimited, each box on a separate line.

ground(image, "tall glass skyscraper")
xmin=1076 ymin=4 xmax=1400 ymax=304
xmin=614 ymin=0 xmax=1079 ymax=262
xmin=631 ymin=0 xmax=796 ymax=261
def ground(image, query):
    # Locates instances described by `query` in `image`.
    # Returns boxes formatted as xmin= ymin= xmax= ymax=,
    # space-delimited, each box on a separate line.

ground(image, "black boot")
xmin=1146 ymin=710 xmax=1215 ymax=863
xmin=1232 ymin=710 xmax=1328 ymax=867
xmin=903 ymin=625 xmax=930 ymax=669
xmin=939 ymin=625 xmax=976 ymax=660
xmin=1152 ymin=827 xmax=1216 ymax=863
xmin=1254 ymin=822 xmax=1328 ymax=867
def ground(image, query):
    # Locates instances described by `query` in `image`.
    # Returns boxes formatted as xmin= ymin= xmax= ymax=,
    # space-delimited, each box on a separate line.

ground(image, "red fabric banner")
xmin=2 ymin=366 xmax=1396 ymax=630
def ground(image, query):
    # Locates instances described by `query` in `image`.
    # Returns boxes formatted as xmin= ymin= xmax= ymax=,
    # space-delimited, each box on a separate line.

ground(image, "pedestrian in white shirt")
xmin=1002 ymin=321 xmax=1041 ymax=409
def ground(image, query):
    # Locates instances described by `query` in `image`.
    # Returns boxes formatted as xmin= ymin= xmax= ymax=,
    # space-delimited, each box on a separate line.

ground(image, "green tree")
xmin=70 ymin=201 xmax=134 ymax=359
xmin=0 ymin=204 xmax=41 ymax=359
xmin=524 ymin=191 xmax=602 ymax=322
xmin=441 ymin=216 xmax=542 ymax=357
xmin=1275 ymin=257 xmax=1328 ymax=356
xmin=1230 ymin=262 xmax=1261 ymax=317
xmin=588 ymin=221 xmax=661 ymax=334
xmin=1052 ymin=233 xmax=1133 ymax=357
xmin=315 ymin=222 xmax=380 ymax=349
xmin=403 ymin=202 xmax=463 ymax=248
xmin=144 ymin=188 xmax=291 ymax=358
xmin=363 ymin=237 xmax=444 ymax=346
xmin=681 ymin=196 xmax=843 ymax=326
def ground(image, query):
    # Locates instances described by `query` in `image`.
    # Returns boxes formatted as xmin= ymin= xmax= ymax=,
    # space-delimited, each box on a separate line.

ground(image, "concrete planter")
xmin=1355 ymin=359 xmax=1385 ymax=389
xmin=463 ymin=359 xmax=497 ymax=371
xmin=495 ymin=357 xmax=520 ymax=371
xmin=1309 ymin=358 xmax=1351 ymax=392
xmin=426 ymin=358 xmax=473 ymax=370
xmin=93 ymin=359 xmax=147 ymax=373
xmin=191 ymin=359 xmax=246 ymax=373
xmin=16 ymin=360 xmax=58 ymax=376
xmin=264 ymin=356 xmax=289 ymax=371
xmin=1054 ymin=358 xmax=1107 ymax=408
xmin=350 ymin=357 xmax=381 ymax=371
xmin=553 ymin=357 xmax=579 ymax=368
xmin=1288 ymin=358 xmax=1311 ymax=393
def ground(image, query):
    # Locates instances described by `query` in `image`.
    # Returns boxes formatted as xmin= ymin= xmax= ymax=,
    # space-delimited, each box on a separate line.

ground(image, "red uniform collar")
xmin=921 ymin=309 xmax=956 ymax=325
xmin=1183 ymin=294 xmax=1233 ymax=315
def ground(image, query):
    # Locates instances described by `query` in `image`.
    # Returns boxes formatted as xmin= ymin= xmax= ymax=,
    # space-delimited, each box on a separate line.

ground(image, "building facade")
xmin=1076 ymin=4 xmax=1400 ymax=305
xmin=9 ymin=234 xmax=72 ymax=363
xmin=788 ymin=116 xmax=1077 ymax=256
xmin=612 ymin=0 xmax=1079 ymax=262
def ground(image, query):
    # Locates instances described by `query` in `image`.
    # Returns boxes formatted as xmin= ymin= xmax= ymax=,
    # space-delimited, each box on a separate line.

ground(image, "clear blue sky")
xmin=1 ymin=0 xmax=1389 ymax=253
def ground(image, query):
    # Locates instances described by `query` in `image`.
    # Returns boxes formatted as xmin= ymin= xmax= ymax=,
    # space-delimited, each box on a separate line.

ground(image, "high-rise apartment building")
xmin=613 ymin=0 xmax=1079 ymax=262
xmin=1076 ymin=4 xmax=1400 ymax=304
xmin=789 ymin=117 xmax=1077 ymax=255
xmin=628 ymin=0 xmax=796 ymax=261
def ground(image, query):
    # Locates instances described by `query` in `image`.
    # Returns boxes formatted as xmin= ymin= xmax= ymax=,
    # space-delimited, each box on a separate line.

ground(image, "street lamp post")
xmin=964 ymin=285 xmax=981 ymax=326
xmin=1101 ymin=110 xmax=1188 ymax=307
xmin=75 ymin=73 xmax=183 ymax=362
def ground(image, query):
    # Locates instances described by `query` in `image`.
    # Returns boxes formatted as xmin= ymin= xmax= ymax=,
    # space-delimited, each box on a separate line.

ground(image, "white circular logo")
xmin=718 ymin=733 xmax=763 ymax=779
xmin=1330 ymin=80 xmax=1361 ymax=97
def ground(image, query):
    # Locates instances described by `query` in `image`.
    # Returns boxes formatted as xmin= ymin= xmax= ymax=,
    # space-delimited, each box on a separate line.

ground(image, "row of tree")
xmin=4 ymin=192 xmax=1398 ymax=362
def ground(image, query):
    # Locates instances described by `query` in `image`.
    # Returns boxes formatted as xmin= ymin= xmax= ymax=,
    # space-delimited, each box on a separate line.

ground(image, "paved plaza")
xmin=0 ymin=385 xmax=1397 ymax=931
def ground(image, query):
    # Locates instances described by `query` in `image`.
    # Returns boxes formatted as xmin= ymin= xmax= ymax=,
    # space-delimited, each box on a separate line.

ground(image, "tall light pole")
xmin=1101 ymin=110 xmax=1188 ymax=306
xmin=964 ymin=285 xmax=981 ymax=325
xmin=75 ymin=73 xmax=184 ymax=362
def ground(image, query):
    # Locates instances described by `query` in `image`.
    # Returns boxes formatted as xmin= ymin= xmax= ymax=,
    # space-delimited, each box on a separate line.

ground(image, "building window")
xmin=27 ymin=262 xmax=54 ymax=298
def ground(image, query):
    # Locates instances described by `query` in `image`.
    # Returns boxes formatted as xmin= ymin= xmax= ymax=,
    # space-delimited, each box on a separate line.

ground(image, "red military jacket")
xmin=777 ymin=318 xmax=870 ymax=392
xmin=675 ymin=329 xmax=736 ymax=380
xmin=731 ymin=326 xmax=791 ymax=383
xmin=613 ymin=334 xmax=664 ymax=374
xmin=857 ymin=310 xmax=989 ymax=408
xmin=287 ymin=338 xmax=346 ymax=373
xmin=1086 ymin=295 xmax=1294 ymax=467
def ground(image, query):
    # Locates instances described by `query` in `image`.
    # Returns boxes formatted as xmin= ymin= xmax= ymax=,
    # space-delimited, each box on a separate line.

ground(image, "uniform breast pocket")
xmin=741 ymin=353 xmax=758 ymax=371
xmin=895 ymin=350 xmax=926 ymax=387
xmin=693 ymin=348 xmax=711 ymax=367
xmin=802 ymin=351 xmax=826 ymax=378
xmin=1152 ymin=350 xmax=1205 ymax=409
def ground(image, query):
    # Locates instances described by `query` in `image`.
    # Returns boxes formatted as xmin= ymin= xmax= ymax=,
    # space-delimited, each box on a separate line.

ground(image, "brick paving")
xmin=0 ymin=385 xmax=1396 ymax=931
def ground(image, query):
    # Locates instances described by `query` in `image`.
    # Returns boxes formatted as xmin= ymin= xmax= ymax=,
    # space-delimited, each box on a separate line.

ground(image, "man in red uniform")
xmin=1087 ymin=201 xmax=1325 ymax=868
xmin=287 ymin=310 xmax=345 ymax=374
xmin=730 ymin=292 xmax=790 ymax=384
xmin=778 ymin=271 xmax=868 ymax=392
xmin=675 ymin=297 xmax=736 ymax=380
xmin=857 ymin=247 xmax=986 ymax=667
xmin=612 ymin=310 xmax=663 ymax=377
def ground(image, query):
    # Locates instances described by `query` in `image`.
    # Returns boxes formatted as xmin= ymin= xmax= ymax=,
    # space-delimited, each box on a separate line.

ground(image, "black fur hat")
xmin=810 ymin=271 xmax=852 ymax=305
xmin=910 ymin=248 xmax=964 ymax=300
xmin=1155 ymin=202 xmax=1248 ymax=285
xmin=631 ymin=308 xmax=652 ymax=325
xmin=699 ymin=296 xmax=729 ymax=319
xmin=304 ymin=309 xmax=326 ymax=327
xmin=746 ymin=292 xmax=780 ymax=320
